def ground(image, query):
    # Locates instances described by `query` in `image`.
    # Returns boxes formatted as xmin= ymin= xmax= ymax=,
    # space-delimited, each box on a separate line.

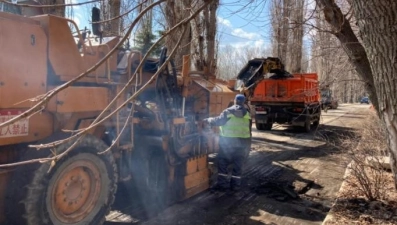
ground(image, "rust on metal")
xmin=51 ymin=160 xmax=101 ymax=223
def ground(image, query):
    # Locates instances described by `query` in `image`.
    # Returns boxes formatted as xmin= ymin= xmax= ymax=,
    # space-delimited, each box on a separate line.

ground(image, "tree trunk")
xmin=109 ymin=0 xmax=121 ymax=36
xmin=38 ymin=0 xmax=65 ymax=17
xmin=280 ymin=0 xmax=290 ymax=66
xmin=316 ymin=0 xmax=379 ymax=111
xmin=165 ymin=0 xmax=191 ymax=68
xmin=289 ymin=0 xmax=304 ymax=73
xmin=205 ymin=0 xmax=219 ymax=75
xmin=189 ymin=0 xmax=218 ymax=77
xmin=271 ymin=0 xmax=290 ymax=66
xmin=100 ymin=0 xmax=121 ymax=36
xmin=271 ymin=0 xmax=282 ymax=57
xmin=317 ymin=0 xmax=397 ymax=188
xmin=351 ymin=0 xmax=397 ymax=188
xmin=190 ymin=0 xmax=204 ymax=71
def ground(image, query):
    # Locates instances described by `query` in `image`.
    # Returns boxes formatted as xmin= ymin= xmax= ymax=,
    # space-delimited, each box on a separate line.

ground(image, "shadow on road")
xmin=105 ymin=123 xmax=359 ymax=225
xmin=135 ymin=124 xmax=357 ymax=225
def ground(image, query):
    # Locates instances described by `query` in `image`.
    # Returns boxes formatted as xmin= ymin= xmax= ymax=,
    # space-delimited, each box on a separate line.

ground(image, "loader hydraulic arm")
xmin=235 ymin=57 xmax=291 ymax=97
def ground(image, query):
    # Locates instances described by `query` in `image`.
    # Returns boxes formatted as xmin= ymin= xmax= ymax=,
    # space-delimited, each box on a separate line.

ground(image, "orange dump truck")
xmin=235 ymin=58 xmax=321 ymax=132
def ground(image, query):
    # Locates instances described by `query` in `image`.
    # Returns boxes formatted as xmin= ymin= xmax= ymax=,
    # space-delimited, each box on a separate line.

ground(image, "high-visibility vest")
xmin=219 ymin=113 xmax=251 ymax=138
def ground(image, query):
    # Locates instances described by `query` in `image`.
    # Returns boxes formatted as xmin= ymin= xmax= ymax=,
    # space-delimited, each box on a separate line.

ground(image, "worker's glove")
xmin=202 ymin=118 xmax=213 ymax=129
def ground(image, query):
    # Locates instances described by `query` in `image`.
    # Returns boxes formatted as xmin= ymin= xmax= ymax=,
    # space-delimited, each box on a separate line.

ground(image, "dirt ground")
xmin=106 ymin=104 xmax=371 ymax=225
xmin=323 ymin=110 xmax=397 ymax=225
xmin=325 ymin=171 xmax=397 ymax=225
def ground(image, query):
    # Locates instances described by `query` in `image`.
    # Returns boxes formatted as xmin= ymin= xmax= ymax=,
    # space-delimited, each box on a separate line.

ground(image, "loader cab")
xmin=0 ymin=1 xmax=21 ymax=15
xmin=0 ymin=0 xmax=43 ymax=16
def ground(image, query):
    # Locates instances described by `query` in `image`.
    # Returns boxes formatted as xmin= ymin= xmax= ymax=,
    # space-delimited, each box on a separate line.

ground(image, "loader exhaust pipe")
xmin=181 ymin=55 xmax=190 ymax=117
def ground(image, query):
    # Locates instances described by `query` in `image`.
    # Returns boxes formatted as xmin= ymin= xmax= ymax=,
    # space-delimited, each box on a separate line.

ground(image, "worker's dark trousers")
xmin=217 ymin=142 xmax=250 ymax=190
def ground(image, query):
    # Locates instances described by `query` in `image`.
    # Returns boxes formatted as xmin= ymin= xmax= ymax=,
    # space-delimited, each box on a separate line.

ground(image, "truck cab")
xmin=320 ymin=86 xmax=338 ymax=110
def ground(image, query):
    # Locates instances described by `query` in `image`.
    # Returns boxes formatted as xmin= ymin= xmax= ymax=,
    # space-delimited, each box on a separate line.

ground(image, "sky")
xmin=65 ymin=0 xmax=274 ymax=49
xmin=216 ymin=0 xmax=273 ymax=48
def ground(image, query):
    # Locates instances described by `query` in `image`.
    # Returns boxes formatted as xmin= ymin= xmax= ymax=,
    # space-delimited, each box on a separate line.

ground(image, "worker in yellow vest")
xmin=203 ymin=94 xmax=252 ymax=193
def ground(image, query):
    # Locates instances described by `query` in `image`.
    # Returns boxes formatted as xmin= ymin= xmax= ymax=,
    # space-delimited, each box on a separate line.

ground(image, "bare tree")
xmin=191 ymin=0 xmax=219 ymax=76
xmin=163 ymin=0 xmax=192 ymax=68
xmin=204 ymin=0 xmax=218 ymax=75
xmin=316 ymin=0 xmax=397 ymax=187
xmin=271 ymin=0 xmax=291 ymax=65
xmin=288 ymin=0 xmax=305 ymax=73
xmin=38 ymin=0 xmax=65 ymax=17
xmin=271 ymin=0 xmax=305 ymax=73
xmin=309 ymin=5 xmax=366 ymax=104
xmin=162 ymin=0 xmax=219 ymax=77
xmin=217 ymin=44 xmax=272 ymax=80
xmin=217 ymin=45 xmax=237 ymax=80
xmin=100 ymin=0 xmax=121 ymax=36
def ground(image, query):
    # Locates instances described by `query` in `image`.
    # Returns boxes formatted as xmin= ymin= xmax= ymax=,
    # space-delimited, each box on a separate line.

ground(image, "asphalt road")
xmin=105 ymin=104 xmax=371 ymax=225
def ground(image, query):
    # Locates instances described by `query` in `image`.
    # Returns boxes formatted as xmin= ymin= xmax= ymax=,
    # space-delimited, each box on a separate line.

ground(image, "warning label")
xmin=0 ymin=110 xmax=29 ymax=138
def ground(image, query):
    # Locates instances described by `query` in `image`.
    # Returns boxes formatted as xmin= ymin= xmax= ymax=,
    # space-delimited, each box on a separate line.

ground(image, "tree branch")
xmin=315 ymin=0 xmax=379 ymax=112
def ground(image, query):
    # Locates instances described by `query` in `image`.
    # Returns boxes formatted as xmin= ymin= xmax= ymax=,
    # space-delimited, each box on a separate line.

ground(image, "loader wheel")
xmin=5 ymin=135 xmax=117 ymax=225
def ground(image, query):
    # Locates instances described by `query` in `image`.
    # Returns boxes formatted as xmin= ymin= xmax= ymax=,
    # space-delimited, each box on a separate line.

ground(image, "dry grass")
xmin=343 ymin=111 xmax=389 ymax=200
xmin=325 ymin=111 xmax=397 ymax=224
xmin=327 ymin=172 xmax=397 ymax=225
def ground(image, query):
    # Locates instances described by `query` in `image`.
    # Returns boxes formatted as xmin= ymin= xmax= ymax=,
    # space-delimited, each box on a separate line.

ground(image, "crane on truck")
xmin=232 ymin=57 xmax=321 ymax=132
xmin=0 ymin=3 xmax=236 ymax=225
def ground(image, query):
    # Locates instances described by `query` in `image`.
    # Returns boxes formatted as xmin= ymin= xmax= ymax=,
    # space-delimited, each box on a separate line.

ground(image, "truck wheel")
xmin=255 ymin=122 xmax=265 ymax=130
xmin=263 ymin=123 xmax=273 ymax=131
xmin=312 ymin=119 xmax=320 ymax=130
xmin=6 ymin=135 xmax=117 ymax=225
xmin=303 ymin=120 xmax=311 ymax=132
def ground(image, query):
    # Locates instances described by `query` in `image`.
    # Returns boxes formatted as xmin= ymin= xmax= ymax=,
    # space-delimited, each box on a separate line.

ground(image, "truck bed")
xmin=250 ymin=73 xmax=319 ymax=104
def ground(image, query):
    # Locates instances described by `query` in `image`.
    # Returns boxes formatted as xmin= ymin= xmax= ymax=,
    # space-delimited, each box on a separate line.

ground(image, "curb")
xmin=321 ymin=162 xmax=353 ymax=225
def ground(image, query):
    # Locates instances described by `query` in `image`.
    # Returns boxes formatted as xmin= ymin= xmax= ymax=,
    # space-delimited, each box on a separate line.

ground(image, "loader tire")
xmin=5 ymin=135 xmax=117 ymax=225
